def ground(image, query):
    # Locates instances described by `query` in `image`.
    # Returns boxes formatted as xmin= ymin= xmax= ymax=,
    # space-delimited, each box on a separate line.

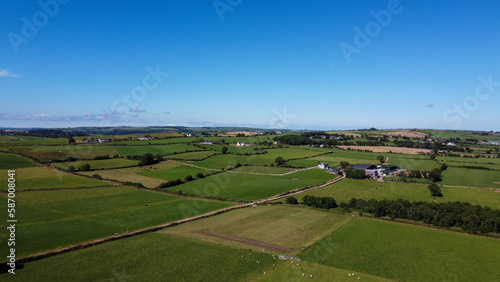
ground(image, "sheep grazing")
xmin=310 ymin=275 xmax=313 ymax=278
xmin=303 ymin=274 xmax=305 ymax=277
xmin=348 ymin=274 xmax=351 ymax=277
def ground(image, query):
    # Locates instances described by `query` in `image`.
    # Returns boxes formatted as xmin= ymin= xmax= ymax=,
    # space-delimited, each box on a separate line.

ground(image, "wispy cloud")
xmin=0 ymin=112 xmax=121 ymax=122
xmin=0 ymin=69 xmax=21 ymax=78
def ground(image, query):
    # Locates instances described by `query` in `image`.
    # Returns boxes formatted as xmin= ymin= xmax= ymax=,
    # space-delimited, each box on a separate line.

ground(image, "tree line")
xmin=343 ymin=198 xmax=500 ymax=235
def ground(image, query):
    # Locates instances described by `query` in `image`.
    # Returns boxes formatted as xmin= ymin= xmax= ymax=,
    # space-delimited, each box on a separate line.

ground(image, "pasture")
xmin=7 ymin=233 xmax=276 ymax=282
xmin=258 ymin=261 xmax=391 ymax=282
xmin=0 ymin=153 xmax=38 ymax=169
xmin=232 ymin=165 xmax=296 ymax=174
xmin=0 ymin=167 xmax=109 ymax=190
xmin=298 ymin=179 xmax=500 ymax=209
xmin=78 ymin=160 xmax=181 ymax=188
xmin=169 ymin=169 xmax=337 ymax=201
xmin=51 ymin=158 xmax=138 ymax=170
xmin=138 ymin=165 xmax=210 ymax=181
xmin=441 ymin=167 xmax=500 ymax=188
xmin=113 ymin=144 xmax=202 ymax=156
xmin=0 ymin=135 xmax=67 ymax=145
xmin=11 ymin=145 xmax=119 ymax=162
xmin=301 ymin=218 xmax=500 ymax=281
xmin=387 ymin=157 xmax=440 ymax=170
xmin=162 ymin=205 xmax=352 ymax=254
xmin=0 ymin=186 xmax=232 ymax=257
xmin=164 ymin=150 xmax=218 ymax=160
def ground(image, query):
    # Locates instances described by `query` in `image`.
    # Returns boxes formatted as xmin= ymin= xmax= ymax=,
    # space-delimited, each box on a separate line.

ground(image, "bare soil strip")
xmin=197 ymin=232 xmax=293 ymax=253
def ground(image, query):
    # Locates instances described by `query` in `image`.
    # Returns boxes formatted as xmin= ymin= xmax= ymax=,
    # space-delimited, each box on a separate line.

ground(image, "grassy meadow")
xmin=301 ymin=218 xmax=500 ymax=281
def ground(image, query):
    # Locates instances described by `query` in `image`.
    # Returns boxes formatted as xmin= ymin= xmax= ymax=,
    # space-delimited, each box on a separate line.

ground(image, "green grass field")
xmin=170 ymin=169 xmax=337 ymax=201
xmin=162 ymin=205 xmax=352 ymax=254
xmin=0 ymin=186 xmax=232 ymax=257
xmin=51 ymin=158 xmax=138 ymax=170
xmin=78 ymin=160 xmax=181 ymax=188
xmin=258 ymin=261 xmax=391 ymax=282
xmin=0 ymin=167 xmax=109 ymax=190
xmin=6 ymin=233 xmax=276 ymax=282
xmin=441 ymin=167 xmax=500 ymax=188
xmin=0 ymin=153 xmax=38 ymax=169
xmin=138 ymin=165 xmax=209 ymax=181
xmin=297 ymin=179 xmax=500 ymax=209
xmin=165 ymin=150 xmax=218 ymax=160
xmin=0 ymin=135 xmax=67 ymax=145
xmin=113 ymin=144 xmax=202 ymax=156
xmin=387 ymin=158 xmax=440 ymax=170
xmin=301 ymin=218 xmax=500 ymax=281
xmin=232 ymin=165 xmax=297 ymax=174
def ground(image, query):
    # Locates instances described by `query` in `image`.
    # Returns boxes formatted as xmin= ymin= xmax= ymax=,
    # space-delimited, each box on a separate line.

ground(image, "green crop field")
xmin=170 ymin=169 xmax=337 ymax=201
xmin=301 ymin=218 xmax=500 ymax=281
xmin=437 ymin=156 xmax=500 ymax=165
xmin=138 ymin=165 xmax=209 ymax=181
xmin=51 ymin=158 xmax=138 ymax=170
xmin=0 ymin=167 xmax=109 ymax=190
xmin=387 ymin=158 xmax=440 ymax=170
xmin=0 ymin=135 xmax=67 ymax=145
xmin=7 ymin=233 xmax=276 ymax=282
xmin=0 ymin=186 xmax=232 ymax=257
xmin=441 ymin=167 xmax=500 ymax=188
xmin=0 ymin=153 xmax=38 ymax=169
xmin=162 ymin=205 xmax=352 ymax=254
xmin=113 ymin=144 xmax=202 ymax=156
xmin=165 ymin=150 xmax=218 ymax=160
xmin=78 ymin=160 xmax=181 ymax=188
xmin=232 ymin=165 xmax=296 ymax=174
xmin=297 ymin=179 xmax=500 ymax=209
xmin=258 ymin=261 xmax=391 ymax=282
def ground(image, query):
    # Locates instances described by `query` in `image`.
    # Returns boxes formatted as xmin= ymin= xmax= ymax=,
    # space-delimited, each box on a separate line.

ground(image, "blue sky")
xmin=1 ymin=0 xmax=499 ymax=130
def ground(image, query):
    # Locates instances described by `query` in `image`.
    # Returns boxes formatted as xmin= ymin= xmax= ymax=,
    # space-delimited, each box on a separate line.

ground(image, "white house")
xmin=186 ymin=133 xmax=195 ymax=137
xmin=137 ymin=137 xmax=149 ymax=141
xmin=236 ymin=142 xmax=250 ymax=146
xmin=201 ymin=141 xmax=213 ymax=145
xmin=98 ymin=138 xmax=112 ymax=143
xmin=317 ymin=163 xmax=330 ymax=169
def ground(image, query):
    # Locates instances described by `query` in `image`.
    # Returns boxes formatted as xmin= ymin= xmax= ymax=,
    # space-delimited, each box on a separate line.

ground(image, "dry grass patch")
xmin=338 ymin=146 xmax=431 ymax=155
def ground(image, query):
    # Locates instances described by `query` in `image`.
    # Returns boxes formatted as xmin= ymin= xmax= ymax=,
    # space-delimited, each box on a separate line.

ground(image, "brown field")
xmin=219 ymin=131 xmax=254 ymax=137
xmin=326 ymin=131 xmax=362 ymax=138
xmin=338 ymin=145 xmax=432 ymax=155
xmin=383 ymin=131 xmax=429 ymax=138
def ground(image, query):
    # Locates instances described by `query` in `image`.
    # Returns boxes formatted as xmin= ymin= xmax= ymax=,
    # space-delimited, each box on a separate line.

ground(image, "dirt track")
xmin=197 ymin=232 xmax=293 ymax=253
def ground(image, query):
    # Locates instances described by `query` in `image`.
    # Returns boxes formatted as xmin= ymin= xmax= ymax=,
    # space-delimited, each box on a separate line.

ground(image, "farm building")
xmin=352 ymin=164 xmax=377 ymax=170
xmin=185 ymin=133 xmax=195 ymax=137
xmin=317 ymin=163 xmax=330 ymax=169
xmin=98 ymin=138 xmax=112 ymax=143
xmin=482 ymin=141 xmax=500 ymax=145
xmin=381 ymin=165 xmax=399 ymax=173
xmin=137 ymin=137 xmax=149 ymax=141
xmin=236 ymin=142 xmax=250 ymax=146
xmin=330 ymin=168 xmax=340 ymax=174
xmin=201 ymin=141 xmax=213 ymax=145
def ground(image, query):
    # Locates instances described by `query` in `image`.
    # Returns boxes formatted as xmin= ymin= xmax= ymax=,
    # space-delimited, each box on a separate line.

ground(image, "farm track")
xmin=196 ymin=232 xmax=293 ymax=253
xmin=227 ymin=166 xmax=316 ymax=176
xmin=3 ymin=173 xmax=346 ymax=265
xmin=169 ymin=160 xmax=220 ymax=171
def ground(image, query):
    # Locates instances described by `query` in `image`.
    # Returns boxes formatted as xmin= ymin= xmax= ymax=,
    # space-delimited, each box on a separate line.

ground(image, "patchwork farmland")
xmin=0 ymin=128 xmax=499 ymax=281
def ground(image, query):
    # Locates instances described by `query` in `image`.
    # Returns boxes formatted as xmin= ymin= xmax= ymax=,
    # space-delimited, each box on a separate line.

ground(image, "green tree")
xmin=428 ymin=183 xmax=443 ymax=197
xmin=79 ymin=164 xmax=91 ymax=171
xmin=222 ymin=146 xmax=228 ymax=154
xmin=339 ymin=161 xmax=350 ymax=169
xmin=377 ymin=155 xmax=385 ymax=164
xmin=285 ymin=196 xmax=298 ymax=205
xmin=184 ymin=175 xmax=194 ymax=182
xmin=138 ymin=153 xmax=156 ymax=166
xmin=196 ymin=172 xmax=204 ymax=178
xmin=275 ymin=156 xmax=285 ymax=166
xmin=67 ymin=136 xmax=75 ymax=144
xmin=428 ymin=168 xmax=442 ymax=182
xmin=155 ymin=154 xmax=164 ymax=162
xmin=67 ymin=165 xmax=75 ymax=172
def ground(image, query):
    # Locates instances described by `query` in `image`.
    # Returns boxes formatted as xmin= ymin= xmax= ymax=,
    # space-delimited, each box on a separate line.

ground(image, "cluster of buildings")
xmin=317 ymin=162 xmax=400 ymax=178
xmin=482 ymin=141 xmax=500 ymax=145
xmin=84 ymin=138 xmax=112 ymax=144
xmin=236 ymin=142 xmax=251 ymax=147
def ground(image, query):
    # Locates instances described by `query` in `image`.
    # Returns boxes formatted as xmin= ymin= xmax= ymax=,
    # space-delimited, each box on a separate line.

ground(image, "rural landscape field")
xmin=1 ymin=128 xmax=499 ymax=281
xmin=3 ymin=1 xmax=500 ymax=281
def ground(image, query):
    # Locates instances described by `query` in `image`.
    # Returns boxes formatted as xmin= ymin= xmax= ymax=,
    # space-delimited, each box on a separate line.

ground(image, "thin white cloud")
xmin=0 ymin=69 xmax=21 ymax=78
